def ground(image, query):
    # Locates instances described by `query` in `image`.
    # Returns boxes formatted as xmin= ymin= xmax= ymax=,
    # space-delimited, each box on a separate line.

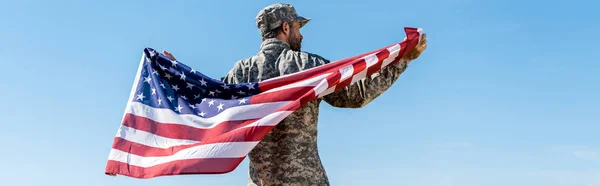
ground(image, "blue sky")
xmin=1 ymin=0 xmax=599 ymax=185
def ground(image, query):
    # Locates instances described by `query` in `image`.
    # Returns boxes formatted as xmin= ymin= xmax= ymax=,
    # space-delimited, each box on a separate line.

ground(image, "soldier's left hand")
xmin=163 ymin=50 xmax=176 ymax=61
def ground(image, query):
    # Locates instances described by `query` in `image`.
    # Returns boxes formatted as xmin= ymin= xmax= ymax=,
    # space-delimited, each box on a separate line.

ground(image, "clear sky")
xmin=1 ymin=0 xmax=599 ymax=185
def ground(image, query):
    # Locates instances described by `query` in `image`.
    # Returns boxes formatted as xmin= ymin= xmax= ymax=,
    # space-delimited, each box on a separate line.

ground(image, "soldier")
xmin=163 ymin=3 xmax=427 ymax=186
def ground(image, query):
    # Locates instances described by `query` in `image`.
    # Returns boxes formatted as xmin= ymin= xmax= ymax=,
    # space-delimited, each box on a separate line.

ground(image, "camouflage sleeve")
xmin=322 ymin=59 xmax=409 ymax=108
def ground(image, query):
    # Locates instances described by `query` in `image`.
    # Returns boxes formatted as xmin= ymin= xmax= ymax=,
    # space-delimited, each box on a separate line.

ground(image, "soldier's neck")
xmin=259 ymin=38 xmax=291 ymax=52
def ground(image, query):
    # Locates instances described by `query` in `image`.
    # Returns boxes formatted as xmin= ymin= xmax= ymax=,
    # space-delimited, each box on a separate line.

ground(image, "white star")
xmin=189 ymin=104 xmax=196 ymax=109
xmin=152 ymin=70 xmax=159 ymax=75
xmin=237 ymin=90 xmax=246 ymax=95
xmin=246 ymin=83 xmax=255 ymax=90
xmin=201 ymin=98 xmax=207 ymax=103
xmin=215 ymin=89 xmax=222 ymax=94
xmin=199 ymin=78 xmax=207 ymax=86
xmin=171 ymin=59 xmax=178 ymax=67
xmin=217 ymin=103 xmax=224 ymax=111
xmin=160 ymin=82 xmax=166 ymax=89
xmin=164 ymin=73 xmax=172 ymax=79
xmin=238 ymin=98 xmax=247 ymax=104
xmin=208 ymin=100 xmax=215 ymax=106
xmin=171 ymin=85 xmax=179 ymax=91
xmin=136 ymin=93 xmax=145 ymax=100
xmin=151 ymin=88 xmax=156 ymax=95
xmin=208 ymin=91 xmax=215 ymax=96
xmin=157 ymin=98 xmax=162 ymax=105
xmin=144 ymin=75 xmax=152 ymax=84
xmin=221 ymin=84 xmax=229 ymax=90
xmin=186 ymin=83 xmax=195 ymax=90
xmin=194 ymin=94 xmax=201 ymax=99
xmin=182 ymin=96 xmax=188 ymax=100
xmin=179 ymin=71 xmax=186 ymax=80
xmin=159 ymin=64 xmax=167 ymax=70
xmin=175 ymin=104 xmax=183 ymax=112
xmin=231 ymin=95 xmax=238 ymax=99
xmin=149 ymin=50 xmax=156 ymax=56
xmin=190 ymin=68 xmax=196 ymax=74
xmin=145 ymin=56 xmax=151 ymax=63
xmin=198 ymin=111 xmax=206 ymax=117
xmin=167 ymin=96 xmax=174 ymax=102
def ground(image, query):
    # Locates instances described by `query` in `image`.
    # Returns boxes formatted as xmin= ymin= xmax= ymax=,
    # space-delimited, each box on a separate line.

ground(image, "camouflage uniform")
xmin=222 ymin=3 xmax=410 ymax=186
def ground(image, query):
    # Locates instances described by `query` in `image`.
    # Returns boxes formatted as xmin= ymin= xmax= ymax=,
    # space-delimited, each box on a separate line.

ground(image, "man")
xmin=164 ymin=3 xmax=427 ymax=185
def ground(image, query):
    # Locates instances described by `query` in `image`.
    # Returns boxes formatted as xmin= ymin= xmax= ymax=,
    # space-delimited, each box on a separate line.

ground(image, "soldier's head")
xmin=255 ymin=3 xmax=310 ymax=51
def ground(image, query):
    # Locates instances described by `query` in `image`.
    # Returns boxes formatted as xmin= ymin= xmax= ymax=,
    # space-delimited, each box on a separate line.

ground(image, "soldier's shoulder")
xmin=227 ymin=54 xmax=262 ymax=71
xmin=303 ymin=51 xmax=329 ymax=62
xmin=231 ymin=55 xmax=253 ymax=67
xmin=280 ymin=50 xmax=331 ymax=71
xmin=222 ymin=55 xmax=261 ymax=83
xmin=281 ymin=49 xmax=329 ymax=64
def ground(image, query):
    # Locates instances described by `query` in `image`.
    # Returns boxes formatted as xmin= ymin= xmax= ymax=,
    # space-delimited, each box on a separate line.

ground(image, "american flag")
xmin=105 ymin=27 xmax=423 ymax=178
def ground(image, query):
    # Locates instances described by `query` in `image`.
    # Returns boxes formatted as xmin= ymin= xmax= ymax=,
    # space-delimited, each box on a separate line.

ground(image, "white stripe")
xmin=351 ymin=70 xmax=368 ymax=84
xmin=339 ymin=65 xmax=354 ymax=82
xmin=117 ymin=125 xmax=198 ymax=148
xmin=239 ymin=110 xmax=294 ymax=128
xmin=364 ymin=53 xmax=379 ymax=67
xmin=312 ymin=77 xmax=330 ymax=96
xmin=118 ymin=110 xmax=294 ymax=149
xmin=417 ymin=28 xmax=424 ymax=42
xmin=262 ymin=73 xmax=331 ymax=93
xmin=381 ymin=44 xmax=401 ymax=67
xmin=108 ymin=141 xmax=258 ymax=168
xmin=126 ymin=101 xmax=290 ymax=129
xmin=318 ymin=86 xmax=336 ymax=98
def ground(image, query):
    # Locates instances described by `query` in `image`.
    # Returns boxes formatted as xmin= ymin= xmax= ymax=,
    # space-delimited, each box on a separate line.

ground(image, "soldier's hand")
xmin=163 ymin=50 xmax=176 ymax=60
xmin=404 ymin=34 xmax=427 ymax=62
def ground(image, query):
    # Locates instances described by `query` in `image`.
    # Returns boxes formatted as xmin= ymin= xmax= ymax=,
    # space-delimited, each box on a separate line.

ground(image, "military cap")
xmin=255 ymin=3 xmax=310 ymax=37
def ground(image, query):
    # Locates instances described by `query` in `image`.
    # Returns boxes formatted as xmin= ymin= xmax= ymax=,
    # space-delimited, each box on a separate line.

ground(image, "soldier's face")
xmin=287 ymin=21 xmax=303 ymax=51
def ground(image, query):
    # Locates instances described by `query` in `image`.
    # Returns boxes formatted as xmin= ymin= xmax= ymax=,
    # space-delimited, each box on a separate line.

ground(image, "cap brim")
xmin=296 ymin=16 xmax=311 ymax=28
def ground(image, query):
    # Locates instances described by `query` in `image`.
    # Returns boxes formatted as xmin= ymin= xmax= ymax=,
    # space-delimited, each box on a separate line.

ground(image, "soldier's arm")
xmin=321 ymin=34 xmax=427 ymax=108
xmin=278 ymin=50 xmax=409 ymax=108
xmin=322 ymin=59 xmax=409 ymax=108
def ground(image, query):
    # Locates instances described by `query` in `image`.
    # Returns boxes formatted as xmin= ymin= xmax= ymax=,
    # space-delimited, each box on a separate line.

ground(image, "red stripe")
xmin=122 ymin=113 xmax=261 ymax=141
xmin=353 ymin=57 xmax=368 ymax=76
xmin=327 ymin=71 xmax=341 ymax=89
xmin=105 ymin=157 xmax=244 ymax=178
xmin=402 ymin=27 xmax=421 ymax=58
xmin=112 ymin=125 xmax=275 ymax=157
xmin=250 ymin=86 xmax=316 ymax=104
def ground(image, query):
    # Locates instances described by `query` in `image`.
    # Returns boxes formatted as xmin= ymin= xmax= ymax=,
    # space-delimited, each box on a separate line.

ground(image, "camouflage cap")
xmin=255 ymin=3 xmax=310 ymax=37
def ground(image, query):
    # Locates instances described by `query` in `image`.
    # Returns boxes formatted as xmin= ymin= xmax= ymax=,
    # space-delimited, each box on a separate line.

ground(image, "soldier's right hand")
xmin=404 ymin=34 xmax=427 ymax=62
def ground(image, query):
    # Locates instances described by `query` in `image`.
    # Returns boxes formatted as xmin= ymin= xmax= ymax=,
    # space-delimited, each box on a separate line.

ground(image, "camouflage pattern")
xmin=255 ymin=3 xmax=310 ymax=38
xmin=222 ymin=38 xmax=410 ymax=186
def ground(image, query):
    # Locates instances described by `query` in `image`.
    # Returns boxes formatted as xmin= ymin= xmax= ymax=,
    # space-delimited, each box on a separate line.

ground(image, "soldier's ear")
xmin=282 ymin=22 xmax=289 ymax=35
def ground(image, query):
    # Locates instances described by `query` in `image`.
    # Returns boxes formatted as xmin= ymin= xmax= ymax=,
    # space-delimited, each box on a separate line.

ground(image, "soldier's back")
xmin=222 ymin=38 xmax=331 ymax=186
